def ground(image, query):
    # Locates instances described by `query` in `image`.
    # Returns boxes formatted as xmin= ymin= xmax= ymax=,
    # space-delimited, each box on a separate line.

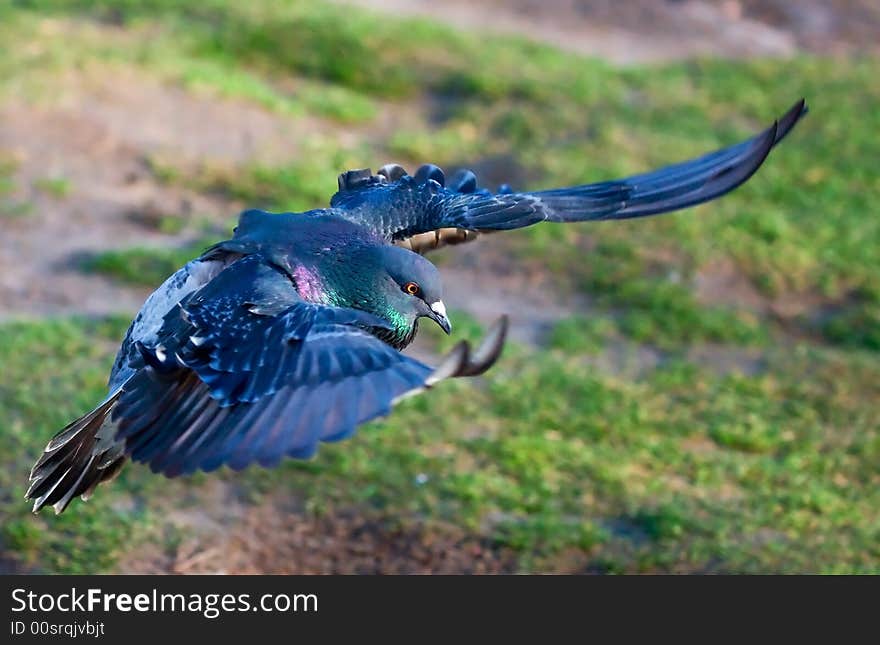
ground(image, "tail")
xmin=27 ymin=390 xmax=127 ymax=514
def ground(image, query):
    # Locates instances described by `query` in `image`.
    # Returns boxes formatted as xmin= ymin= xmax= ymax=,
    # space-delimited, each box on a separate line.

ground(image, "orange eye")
xmin=404 ymin=281 xmax=420 ymax=296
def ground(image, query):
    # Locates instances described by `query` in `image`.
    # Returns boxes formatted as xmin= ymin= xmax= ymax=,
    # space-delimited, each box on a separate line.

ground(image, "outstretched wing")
xmin=330 ymin=99 xmax=807 ymax=251
xmin=111 ymin=255 xmax=507 ymax=477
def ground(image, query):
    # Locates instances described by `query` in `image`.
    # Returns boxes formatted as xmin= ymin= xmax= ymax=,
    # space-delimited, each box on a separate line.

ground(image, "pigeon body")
xmin=28 ymin=100 xmax=807 ymax=513
xmin=208 ymin=213 xmax=448 ymax=347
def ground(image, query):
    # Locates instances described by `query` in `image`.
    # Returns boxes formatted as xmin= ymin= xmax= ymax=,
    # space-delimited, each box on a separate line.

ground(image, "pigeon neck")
xmin=291 ymin=264 xmax=331 ymax=305
xmin=291 ymin=260 xmax=417 ymax=349
xmin=375 ymin=309 xmax=418 ymax=349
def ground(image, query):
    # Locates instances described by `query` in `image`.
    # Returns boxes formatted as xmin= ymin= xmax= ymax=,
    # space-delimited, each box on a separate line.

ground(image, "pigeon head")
xmin=373 ymin=245 xmax=450 ymax=339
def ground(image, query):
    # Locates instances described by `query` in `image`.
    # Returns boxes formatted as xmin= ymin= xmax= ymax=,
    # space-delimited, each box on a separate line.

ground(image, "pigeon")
xmin=27 ymin=99 xmax=807 ymax=513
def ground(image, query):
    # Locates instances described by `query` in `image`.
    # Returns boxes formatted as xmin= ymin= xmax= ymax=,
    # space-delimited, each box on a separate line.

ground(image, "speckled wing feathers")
xmin=109 ymin=255 xmax=508 ymax=476
xmin=28 ymin=99 xmax=805 ymax=513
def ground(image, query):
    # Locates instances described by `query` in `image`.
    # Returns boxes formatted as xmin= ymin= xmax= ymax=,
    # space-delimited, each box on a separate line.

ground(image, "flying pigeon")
xmin=27 ymin=99 xmax=807 ymax=513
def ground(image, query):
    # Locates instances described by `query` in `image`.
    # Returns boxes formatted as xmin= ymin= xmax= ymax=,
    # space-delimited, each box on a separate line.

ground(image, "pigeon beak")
xmin=429 ymin=300 xmax=452 ymax=335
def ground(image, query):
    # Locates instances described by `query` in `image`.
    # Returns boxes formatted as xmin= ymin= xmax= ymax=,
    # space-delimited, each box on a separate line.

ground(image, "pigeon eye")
xmin=403 ymin=281 xmax=421 ymax=296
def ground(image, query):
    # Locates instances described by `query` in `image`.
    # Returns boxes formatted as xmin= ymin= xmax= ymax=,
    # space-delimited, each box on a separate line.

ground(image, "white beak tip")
xmin=430 ymin=301 xmax=448 ymax=319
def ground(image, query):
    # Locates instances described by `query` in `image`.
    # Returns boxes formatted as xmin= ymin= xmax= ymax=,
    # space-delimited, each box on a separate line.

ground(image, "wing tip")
xmin=427 ymin=341 xmax=470 ymax=385
xmin=427 ymin=315 xmax=509 ymax=385
xmin=460 ymin=314 xmax=509 ymax=377
xmin=702 ymin=117 xmax=778 ymax=200
xmin=773 ymin=98 xmax=808 ymax=146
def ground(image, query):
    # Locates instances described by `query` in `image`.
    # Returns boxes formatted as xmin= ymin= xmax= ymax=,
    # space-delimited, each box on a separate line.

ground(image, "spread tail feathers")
xmin=27 ymin=390 xmax=127 ymax=514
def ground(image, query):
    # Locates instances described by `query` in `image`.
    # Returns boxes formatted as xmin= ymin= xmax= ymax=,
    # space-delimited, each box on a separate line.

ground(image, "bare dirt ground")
xmin=3 ymin=1 xmax=875 ymax=322
xmin=124 ymin=485 xmax=519 ymax=574
xmin=3 ymin=1 xmax=875 ymax=574
xmin=342 ymin=0 xmax=880 ymax=64
xmin=0 ymin=69 xmax=315 ymax=320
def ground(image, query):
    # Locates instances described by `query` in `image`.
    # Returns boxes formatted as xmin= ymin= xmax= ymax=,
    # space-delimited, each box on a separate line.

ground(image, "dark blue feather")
xmin=328 ymin=100 xmax=806 ymax=240
xmin=110 ymin=254 xmax=436 ymax=476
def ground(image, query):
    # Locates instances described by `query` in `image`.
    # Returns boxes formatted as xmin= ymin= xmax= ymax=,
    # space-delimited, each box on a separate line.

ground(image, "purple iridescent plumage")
xmin=27 ymin=99 xmax=806 ymax=513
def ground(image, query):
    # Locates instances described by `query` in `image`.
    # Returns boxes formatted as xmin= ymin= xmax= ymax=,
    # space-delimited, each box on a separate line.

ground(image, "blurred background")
xmin=0 ymin=0 xmax=878 ymax=574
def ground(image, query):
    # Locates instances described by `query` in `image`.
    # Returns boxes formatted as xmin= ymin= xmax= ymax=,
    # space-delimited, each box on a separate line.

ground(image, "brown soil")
xmin=341 ymin=0 xmax=880 ymax=64
xmin=693 ymin=258 xmax=770 ymax=313
xmin=121 ymin=490 xmax=519 ymax=574
xmin=437 ymin=240 xmax=593 ymax=346
xmin=0 ymin=68 xmax=311 ymax=320
xmin=4 ymin=2 xmax=870 ymax=322
xmin=5 ymin=2 xmax=874 ymax=575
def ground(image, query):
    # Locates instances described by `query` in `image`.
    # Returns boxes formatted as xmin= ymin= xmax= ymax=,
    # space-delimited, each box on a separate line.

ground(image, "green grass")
xmin=1 ymin=317 xmax=877 ymax=573
xmin=19 ymin=0 xmax=869 ymax=350
xmin=0 ymin=151 xmax=32 ymax=218
xmin=82 ymin=240 xmax=215 ymax=287
xmin=34 ymin=176 xmax=71 ymax=198
xmin=0 ymin=3 xmax=378 ymax=123
xmin=0 ymin=318 xmax=151 ymax=573
xmin=0 ymin=153 xmax=17 ymax=197
xmin=0 ymin=0 xmax=878 ymax=573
